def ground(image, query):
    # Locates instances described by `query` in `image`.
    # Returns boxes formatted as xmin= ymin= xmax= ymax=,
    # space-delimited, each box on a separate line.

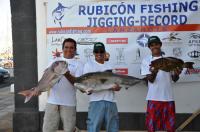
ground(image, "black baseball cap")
xmin=148 ymin=36 xmax=162 ymax=48
xmin=93 ymin=42 xmax=105 ymax=53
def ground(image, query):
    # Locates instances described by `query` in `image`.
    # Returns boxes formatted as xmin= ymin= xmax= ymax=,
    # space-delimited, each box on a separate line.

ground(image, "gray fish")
xmin=150 ymin=57 xmax=194 ymax=72
xmin=74 ymin=71 xmax=144 ymax=93
xmin=18 ymin=59 xmax=68 ymax=103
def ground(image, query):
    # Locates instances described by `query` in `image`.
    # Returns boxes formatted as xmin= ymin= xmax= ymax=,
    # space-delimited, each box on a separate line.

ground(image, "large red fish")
xmin=18 ymin=57 xmax=68 ymax=103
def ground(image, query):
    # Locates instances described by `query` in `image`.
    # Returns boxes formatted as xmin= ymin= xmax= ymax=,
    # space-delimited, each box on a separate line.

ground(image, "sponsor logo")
xmin=162 ymin=32 xmax=181 ymax=41
xmin=188 ymin=33 xmax=200 ymax=47
xmin=137 ymin=34 xmax=150 ymax=47
xmin=190 ymin=33 xmax=200 ymax=39
xmin=113 ymin=68 xmax=128 ymax=75
xmin=116 ymin=48 xmax=126 ymax=65
xmin=51 ymin=36 xmax=65 ymax=46
xmin=173 ymin=47 xmax=182 ymax=57
xmin=188 ymin=42 xmax=200 ymax=47
xmin=184 ymin=68 xmax=200 ymax=75
xmin=187 ymin=50 xmax=200 ymax=58
xmin=52 ymin=48 xmax=62 ymax=58
xmin=83 ymin=48 xmax=93 ymax=61
xmin=135 ymin=48 xmax=141 ymax=60
xmin=132 ymin=48 xmax=142 ymax=64
xmin=107 ymin=38 xmax=128 ymax=44
xmin=162 ymin=32 xmax=183 ymax=45
xmin=52 ymin=3 xmax=74 ymax=27
xmin=77 ymin=38 xmax=97 ymax=45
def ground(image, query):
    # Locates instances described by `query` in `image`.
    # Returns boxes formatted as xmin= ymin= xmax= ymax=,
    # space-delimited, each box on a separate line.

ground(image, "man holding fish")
xmin=83 ymin=42 xmax=121 ymax=132
xmin=141 ymin=36 xmax=182 ymax=132
xmin=42 ymin=38 xmax=83 ymax=132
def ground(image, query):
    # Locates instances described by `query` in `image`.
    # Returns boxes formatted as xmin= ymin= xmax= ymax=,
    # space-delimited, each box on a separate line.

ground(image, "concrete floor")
xmin=0 ymin=86 xmax=14 ymax=132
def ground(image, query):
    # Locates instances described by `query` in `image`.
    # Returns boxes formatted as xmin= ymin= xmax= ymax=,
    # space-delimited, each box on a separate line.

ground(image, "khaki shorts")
xmin=43 ymin=103 xmax=76 ymax=132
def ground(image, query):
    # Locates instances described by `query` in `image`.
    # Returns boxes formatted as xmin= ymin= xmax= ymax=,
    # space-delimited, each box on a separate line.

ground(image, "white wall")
xmin=36 ymin=0 xmax=200 ymax=113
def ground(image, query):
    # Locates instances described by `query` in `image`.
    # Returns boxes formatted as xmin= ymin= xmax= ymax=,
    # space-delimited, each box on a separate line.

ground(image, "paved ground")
xmin=0 ymin=86 xmax=14 ymax=132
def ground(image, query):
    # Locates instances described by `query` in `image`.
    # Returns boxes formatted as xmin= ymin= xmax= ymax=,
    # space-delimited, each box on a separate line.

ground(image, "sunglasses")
xmin=94 ymin=50 xmax=105 ymax=54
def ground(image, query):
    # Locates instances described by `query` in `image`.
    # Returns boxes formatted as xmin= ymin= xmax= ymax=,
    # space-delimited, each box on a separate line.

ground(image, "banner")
xmin=46 ymin=0 xmax=200 ymax=82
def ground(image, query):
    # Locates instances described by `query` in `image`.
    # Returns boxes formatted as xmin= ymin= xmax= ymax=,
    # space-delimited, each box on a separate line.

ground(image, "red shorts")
xmin=146 ymin=100 xmax=175 ymax=132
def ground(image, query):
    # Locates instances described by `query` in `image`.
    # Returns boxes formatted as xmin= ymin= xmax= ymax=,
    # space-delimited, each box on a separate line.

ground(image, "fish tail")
xmin=183 ymin=62 xmax=194 ymax=69
xmin=18 ymin=89 xmax=34 ymax=103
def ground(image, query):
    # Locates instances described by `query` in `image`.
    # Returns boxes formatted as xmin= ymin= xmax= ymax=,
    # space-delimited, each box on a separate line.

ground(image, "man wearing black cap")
xmin=141 ymin=36 xmax=181 ymax=132
xmin=83 ymin=42 xmax=120 ymax=132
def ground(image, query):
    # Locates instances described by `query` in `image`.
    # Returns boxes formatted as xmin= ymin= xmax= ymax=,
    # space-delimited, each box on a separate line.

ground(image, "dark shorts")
xmin=146 ymin=100 xmax=175 ymax=132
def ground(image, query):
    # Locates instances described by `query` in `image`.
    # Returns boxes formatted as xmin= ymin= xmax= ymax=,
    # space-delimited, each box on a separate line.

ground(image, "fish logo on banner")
xmin=137 ymin=34 xmax=150 ymax=47
xmin=162 ymin=32 xmax=182 ymax=41
xmin=52 ymin=3 xmax=74 ymax=27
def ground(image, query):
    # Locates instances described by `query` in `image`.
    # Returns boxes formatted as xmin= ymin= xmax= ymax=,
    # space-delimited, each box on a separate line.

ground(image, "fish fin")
xmin=184 ymin=62 xmax=194 ymax=69
xmin=100 ymin=79 xmax=107 ymax=84
xmin=105 ymin=69 xmax=112 ymax=73
xmin=24 ymin=95 xmax=33 ymax=103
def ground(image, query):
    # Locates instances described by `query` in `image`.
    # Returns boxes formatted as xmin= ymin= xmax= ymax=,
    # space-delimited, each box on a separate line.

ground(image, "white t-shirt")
xmin=141 ymin=55 xmax=174 ymax=101
xmin=47 ymin=58 xmax=83 ymax=106
xmin=83 ymin=60 xmax=116 ymax=102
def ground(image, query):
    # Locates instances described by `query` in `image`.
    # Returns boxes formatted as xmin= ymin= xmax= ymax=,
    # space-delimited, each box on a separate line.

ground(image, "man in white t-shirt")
xmin=43 ymin=38 xmax=83 ymax=132
xmin=141 ymin=36 xmax=181 ymax=132
xmin=83 ymin=42 xmax=121 ymax=132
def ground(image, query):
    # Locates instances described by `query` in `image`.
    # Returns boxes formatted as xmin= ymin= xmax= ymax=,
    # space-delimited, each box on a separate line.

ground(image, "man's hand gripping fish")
xmin=18 ymin=57 xmax=68 ymax=103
